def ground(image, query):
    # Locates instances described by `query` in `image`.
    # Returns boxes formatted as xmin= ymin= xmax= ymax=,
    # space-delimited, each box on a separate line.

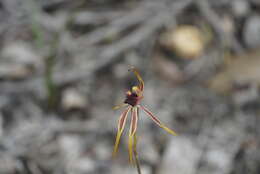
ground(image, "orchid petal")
xmin=139 ymin=105 xmax=177 ymax=136
xmin=133 ymin=133 xmax=138 ymax=165
xmin=128 ymin=107 xmax=138 ymax=163
xmin=113 ymin=106 xmax=131 ymax=157
xmin=128 ymin=134 xmax=133 ymax=163
xmin=113 ymin=103 xmax=128 ymax=110
xmin=129 ymin=66 xmax=144 ymax=91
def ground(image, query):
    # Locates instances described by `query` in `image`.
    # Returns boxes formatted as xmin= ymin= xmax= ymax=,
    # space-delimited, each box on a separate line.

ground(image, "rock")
xmin=111 ymin=165 xmax=136 ymax=174
xmin=1 ymin=41 xmax=42 ymax=68
xmin=158 ymin=136 xmax=201 ymax=174
xmin=161 ymin=25 xmax=205 ymax=59
xmin=0 ymin=64 xmax=33 ymax=79
xmin=232 ymin=82 xmax=259 ymax=109
xmin=111 ymin=164 xmax=152 ymax=174
xmin=68 ymin=157 xmax=96 ymax=174
xmin=73 ymin=12 xmax=95 ymax=26
xmin=72 ymin=11 xmax=109 ymax=27
xmin=243 ymin=15 xmax=260 ymax=49
xmin=231 ymin=140 xmax=260 ymax=174
xmin=221 ymin=15 xmax=235 ymax=34
xmin=61 ymin=88 xmax=87 ymax=111
xmin=0 ymin=41 xmax=43 ymax=79
xmin=231 ymin=0 xmax=250 ymax=17
xmin=58 ymin=134 xmax=100 ymax=174
xmin=140 ymin=165 xmax=152 ymax=174
xmin=201 ymin=148 xmax=233 ymax=174
xmin=58 ymin=134 xmax=83 ymax=161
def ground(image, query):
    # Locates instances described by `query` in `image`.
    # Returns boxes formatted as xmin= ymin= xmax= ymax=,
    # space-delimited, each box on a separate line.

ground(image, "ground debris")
xmin=0 ymin=0 xmax=259 ymax=174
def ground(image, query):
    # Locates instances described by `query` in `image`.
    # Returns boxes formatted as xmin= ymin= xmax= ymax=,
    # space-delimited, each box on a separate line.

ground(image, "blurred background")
xmin=0 ymin=0 xmax=260 ymax=174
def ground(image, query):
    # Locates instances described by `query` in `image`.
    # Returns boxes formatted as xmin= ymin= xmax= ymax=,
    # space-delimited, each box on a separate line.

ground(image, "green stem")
xmin=45 ymin=32 xmax=60 ymax=109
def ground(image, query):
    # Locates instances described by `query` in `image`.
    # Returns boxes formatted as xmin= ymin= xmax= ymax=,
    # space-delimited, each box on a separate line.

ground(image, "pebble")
xmin=61 ymin=88 xmax=87 ymax=111
xmin=0 ymin=42 xmax=42 ymax=79
xmin=232 ymin=82 xmax=259 ymax=108
xmin=58 ymin=134 xmax=83 ymax=161
xmin=111 ymin=164 xmax=152 ymax=174
xmin=202 ymin=148 xmax=233 ymax=174
xmin=231 ymin=0 xmax=250 ymax=17
xmin=158 ymin=136 xmax=201 ymax=174
xmin=243 ymin=15 xmax=260 ymax=49
xmin=69 ymin=157 xmax=96 ymax=174
xmin=0 ymin=64 xmax=32 ymax=79
xmin=72 ymin=12 xmax=105 ymax=27
xmin=1 ymin=42 xmax=41 ymax=67
xmin=161 ymin=25 xmax=205 ymax=59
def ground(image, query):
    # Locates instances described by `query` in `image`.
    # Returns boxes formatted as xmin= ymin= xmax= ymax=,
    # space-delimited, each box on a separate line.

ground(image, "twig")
xmin=196 ymin=0 xmax=245 ymax=53
xmin=0 ymin=0 xmax=193 ymax=95
xmin=99 ymin=12 xmax=165 ymax=60
xmin=80 ymin=3 xmax=153 ymax=45
xmin=99 ymin=0 xmax=193 ymax=60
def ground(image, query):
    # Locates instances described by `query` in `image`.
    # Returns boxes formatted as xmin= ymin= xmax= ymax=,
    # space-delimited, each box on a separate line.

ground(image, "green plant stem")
xmin=45 ymin=41 xmax=58 ymax=109
xmin=27 ymin=0 xmax=44 ymax=48
xmin=133 ymin=134 xmax=142 ymax=174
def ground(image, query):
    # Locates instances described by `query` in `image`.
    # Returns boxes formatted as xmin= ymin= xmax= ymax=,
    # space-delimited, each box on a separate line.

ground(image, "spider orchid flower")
xmin=113 ymin=66 xmax=177 ymax=163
